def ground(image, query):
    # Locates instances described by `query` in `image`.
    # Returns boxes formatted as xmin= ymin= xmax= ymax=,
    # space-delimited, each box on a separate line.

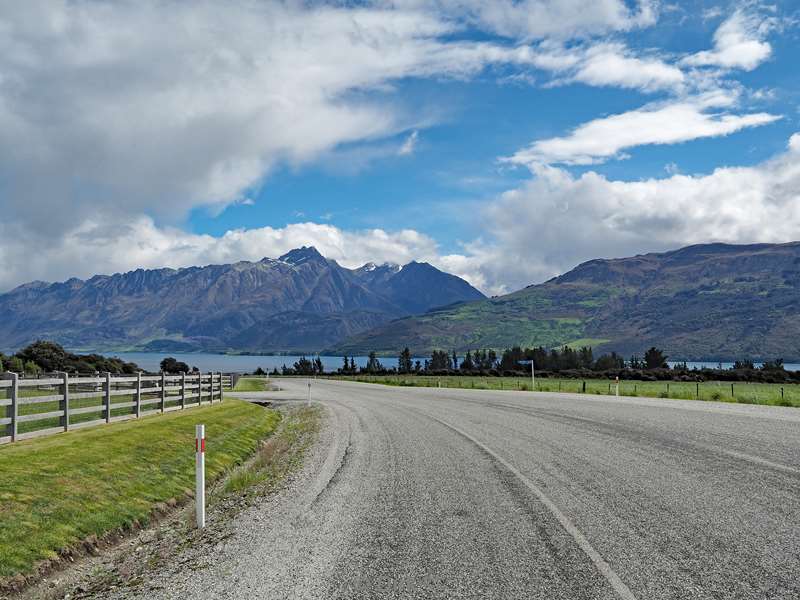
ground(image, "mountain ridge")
xmin=0 ymin=247 xmax=485 ymax=353
xmin=330 ymin=242 xmax=800 ymax=361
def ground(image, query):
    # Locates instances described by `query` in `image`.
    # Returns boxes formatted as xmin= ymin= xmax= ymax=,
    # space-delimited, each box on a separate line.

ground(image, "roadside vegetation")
xmin=0 ymin=341 xmax=140 ymax=375
xmin=331 ymin=374 xmax=799 ymax=407
xmin=233 ymin=377 xmax=269 ymax=392
xmin=0 ymin=399 xmax=280 ymax=583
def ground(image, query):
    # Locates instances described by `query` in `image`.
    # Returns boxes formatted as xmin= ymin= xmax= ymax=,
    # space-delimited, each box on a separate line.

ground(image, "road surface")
xmin=126 ymin=379 xmax=800 ymax=599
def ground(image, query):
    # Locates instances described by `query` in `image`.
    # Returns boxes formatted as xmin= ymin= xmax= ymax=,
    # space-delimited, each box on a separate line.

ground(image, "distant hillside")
xmin=331 ymin=242 xmax=800 ymax=361
xmin=0 ymin=247 xmax=485 ymax=353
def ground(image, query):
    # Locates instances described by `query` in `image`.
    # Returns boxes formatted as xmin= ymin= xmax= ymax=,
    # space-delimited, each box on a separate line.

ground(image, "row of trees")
xmin=1 ymin=341 xmax=141 ymax=375
xmin=394 ymin=346 xmax=667 ymax=374
xmin=263 ymin=345 xmax=795 ymax=379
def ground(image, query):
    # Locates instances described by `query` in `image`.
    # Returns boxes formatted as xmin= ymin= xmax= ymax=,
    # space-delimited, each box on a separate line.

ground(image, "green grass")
xmin=0 ymin=399 xmax=280 ymax=579
xmin=326 ymin=375 xmax=800 ymax=408
xmin=233 ymin=377 xmax=269 ymax=392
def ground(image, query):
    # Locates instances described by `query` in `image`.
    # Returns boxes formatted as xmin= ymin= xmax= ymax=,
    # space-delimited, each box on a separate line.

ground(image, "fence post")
xmin=161 ymin=371 xmax=166 ymax=413
xmin=135 ymin=371 xmax=142 ymax=418
xmin=105 ymin=372 xmax=112 ymax=423
xmin=218 ymin=372 xmax=223 ymax=401
xmin=209 ymin=371 xmax=214 ymax=404
xmin=3 ymin=372 xmax=18 ymax=442
xmin=61 ymin=371 xmax=70 ymax=432
xmin=180 ymin=372 xmax=185 ymax=409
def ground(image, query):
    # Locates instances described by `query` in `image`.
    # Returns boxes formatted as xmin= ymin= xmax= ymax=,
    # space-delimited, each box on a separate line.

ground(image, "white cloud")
xmin=683 ymin=8 xmax=775 ymax=71
xmin=564 ymin=42 xmax=685 ymax=92
xmin=398 ymin=130 xmax=420 ymax=156
xmin=0 ymin=0 xmax=547 ymax=242
xmin=470 ymin=133 xmax=800 ymax=292
xmin=396 ymin=0 xmax=658 ymax=40
xmin=0 ymin=218 xmax=446 ymax=291
xmin=3 ymin=134 xmax=799 ymax=298
xmin=507 ymin=92 xmax=781 ymax=166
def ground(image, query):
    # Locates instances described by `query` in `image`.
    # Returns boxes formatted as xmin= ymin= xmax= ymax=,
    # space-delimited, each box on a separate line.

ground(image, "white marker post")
xmin=195 ymin=424 xmax=206 ymax=529
xmin=307 ymin=379 xmax=311 ymax=406
xmin=531 ymin=360 xmax=535 ymax=392
xmin=615 ymin=376 xmax=620 ymax=397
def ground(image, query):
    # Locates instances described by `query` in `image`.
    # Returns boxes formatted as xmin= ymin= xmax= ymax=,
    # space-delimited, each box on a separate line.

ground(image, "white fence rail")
xmin=0 ymin=372 xmax=233 ymax=444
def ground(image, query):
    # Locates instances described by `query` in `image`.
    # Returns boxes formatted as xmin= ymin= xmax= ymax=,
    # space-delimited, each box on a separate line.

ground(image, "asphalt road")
xmin=128 ymin=379 xmax=800 ymax=599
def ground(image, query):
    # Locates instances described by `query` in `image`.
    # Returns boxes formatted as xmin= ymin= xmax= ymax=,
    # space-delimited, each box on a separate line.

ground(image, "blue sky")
xmin=1 ymin=0 xmax=799 ymax=294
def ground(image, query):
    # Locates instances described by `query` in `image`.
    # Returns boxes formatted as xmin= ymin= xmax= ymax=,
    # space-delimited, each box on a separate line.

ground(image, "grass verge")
xmin=0 ymin=399 xmax=280 ymax=584
xmin=324 ymin=375 xmax=800 ymax=407
xmin=233 ymin=377 xmax=269 ymax=392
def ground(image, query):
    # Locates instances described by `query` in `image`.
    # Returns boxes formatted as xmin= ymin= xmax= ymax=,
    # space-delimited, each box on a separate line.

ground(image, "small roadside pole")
xmin=519 ymin=360 xmax=534 ymax=392
xmin=196 ymin=424 xmax=206 ymax=529
xmin=615 ymin=376 xmax=620 ymax=397
xmin=307 ymin=379 xmax=312 ymax=406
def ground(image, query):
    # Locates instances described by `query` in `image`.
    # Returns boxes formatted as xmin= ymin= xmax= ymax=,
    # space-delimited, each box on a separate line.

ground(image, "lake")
xmin=105 ymin=352 xmax=378 ymax=373
xmin=91 ymin=352 xmax=800 ymax=374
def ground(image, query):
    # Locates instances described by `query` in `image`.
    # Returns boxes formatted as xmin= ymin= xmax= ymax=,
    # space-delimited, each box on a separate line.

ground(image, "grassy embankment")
xmin=329 ymin=375 xmax=799 ymax=407
xmin=0 ymin=399 xmax=280 ymax=581
xmin=232 ymin=377 xmax=269 ymax=392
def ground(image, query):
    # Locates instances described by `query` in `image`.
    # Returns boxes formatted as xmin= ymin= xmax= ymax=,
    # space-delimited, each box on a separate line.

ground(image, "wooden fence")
xmin=0 ymin=372 xmax=233 ymax=445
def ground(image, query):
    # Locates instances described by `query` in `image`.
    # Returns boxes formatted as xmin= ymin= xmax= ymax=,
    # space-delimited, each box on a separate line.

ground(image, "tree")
xmin=643 ymin=347 xmax=668 ymax=370
xmin=430 ymin=350 xmax=451 ymax=371
xmin=8 ymin=357 xmax=24 ymax=373
xmin=293 ymin=356 xmax=315 ymax=375
xmin=578 ymin=346 xmax=594 ymax=369
xmin=761 ymin=358 xmax=785 ymax=371
xmin=160 ymin=357 xmax=190 ymax=373
xmin=23 ymin=360 xmax=42 ymax=376
xmin=594 ymin=352 xmax=624 ymax=371
xmin=733 ymin=359 xmax=755 ymax=370
xmin=254 ymin=367 xmax=266 ymax=376
xmin=314 ymin=357 xmax=324 ymax=374
xmin=451 ymin=350 xmax=459 ymax=371
xmin=461 ymin=350 xmax=475 ymax=371
xmin=398 ymin=348 xmax=413 ymax=374
xmin=365 ymin=352 xmax=383 ymax=374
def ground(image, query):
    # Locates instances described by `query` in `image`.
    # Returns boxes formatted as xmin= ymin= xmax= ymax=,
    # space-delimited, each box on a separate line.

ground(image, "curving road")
xmin=131 ymin=379 xmax=800 ymax=599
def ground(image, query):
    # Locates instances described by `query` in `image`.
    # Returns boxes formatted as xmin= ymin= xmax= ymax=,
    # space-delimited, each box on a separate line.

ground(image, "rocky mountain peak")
xmin=278 ymin=246 xmax=326 ymax=265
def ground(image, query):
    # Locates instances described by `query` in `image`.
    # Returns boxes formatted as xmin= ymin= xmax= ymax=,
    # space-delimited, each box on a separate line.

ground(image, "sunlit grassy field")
xmin=327 ymin=374 xmax=799 ymax=407
xmin=0 ymin=399 xmax=280 ymax=579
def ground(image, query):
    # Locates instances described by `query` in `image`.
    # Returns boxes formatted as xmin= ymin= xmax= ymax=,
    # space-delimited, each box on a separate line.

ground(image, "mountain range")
xmin=0 ymin=247 xmax=485 ymax=353
xmin=331 ymin=242 xmax=800 ymax=361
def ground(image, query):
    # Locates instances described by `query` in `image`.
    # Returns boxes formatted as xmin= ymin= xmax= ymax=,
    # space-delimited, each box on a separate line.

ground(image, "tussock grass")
xmin=223 ymin=406 xmax=319 ymax=495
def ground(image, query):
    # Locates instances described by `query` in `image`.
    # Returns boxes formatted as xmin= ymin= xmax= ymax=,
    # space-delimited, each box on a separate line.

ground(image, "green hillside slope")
xmin=330 ymin=242 xmax=800 ymax=361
